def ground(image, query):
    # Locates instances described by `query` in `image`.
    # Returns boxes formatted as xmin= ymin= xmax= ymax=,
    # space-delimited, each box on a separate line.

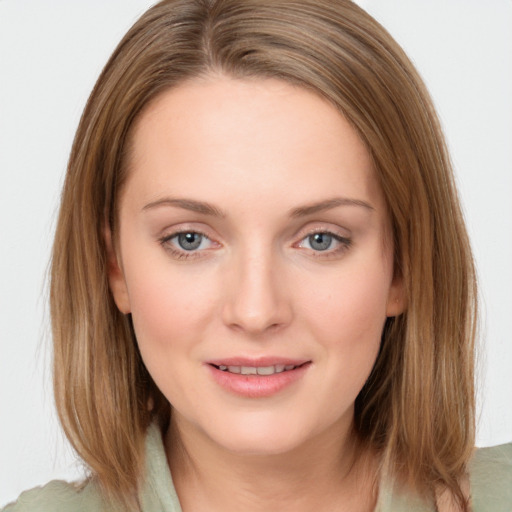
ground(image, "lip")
xmin=206 ymin=356 xmax=309 ymax=367
xmin=205 ymin=357 xmax=311 ymax=398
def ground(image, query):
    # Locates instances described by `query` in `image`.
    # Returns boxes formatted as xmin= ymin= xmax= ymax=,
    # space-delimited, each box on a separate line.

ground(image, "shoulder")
xmin=469 ymin=442 xmax=512 ymax=511
xmin=1 ymin=478 xmax=106 ymax=512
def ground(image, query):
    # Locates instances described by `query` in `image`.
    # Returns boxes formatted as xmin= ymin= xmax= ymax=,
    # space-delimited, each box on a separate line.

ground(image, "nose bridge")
xmin=222 ymin=243 xmax=291 ymax=334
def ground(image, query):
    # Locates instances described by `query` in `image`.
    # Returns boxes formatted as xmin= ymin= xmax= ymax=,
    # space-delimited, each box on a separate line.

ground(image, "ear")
xmin=386 ymin=272 xmax=406 ymax=317
xmin=104 ymin=224 xmax=131 ymax=314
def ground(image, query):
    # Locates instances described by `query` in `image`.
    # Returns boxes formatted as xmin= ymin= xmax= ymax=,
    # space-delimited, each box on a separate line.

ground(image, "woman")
xmin=3 ymin=1 xmax=511 ymax=511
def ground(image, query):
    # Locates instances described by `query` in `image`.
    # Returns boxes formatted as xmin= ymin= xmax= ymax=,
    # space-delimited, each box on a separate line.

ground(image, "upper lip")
xmin=206 ymin=357 xmax=310 ymax=367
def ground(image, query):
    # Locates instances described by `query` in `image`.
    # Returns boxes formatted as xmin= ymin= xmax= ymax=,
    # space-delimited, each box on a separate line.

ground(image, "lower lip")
xmin=206 ymin=363 xmax=311 ymax=398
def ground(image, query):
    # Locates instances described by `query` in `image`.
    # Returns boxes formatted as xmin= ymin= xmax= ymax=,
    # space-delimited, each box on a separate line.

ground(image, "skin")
xmin=108 ymin=76 xmax=405 ymax=512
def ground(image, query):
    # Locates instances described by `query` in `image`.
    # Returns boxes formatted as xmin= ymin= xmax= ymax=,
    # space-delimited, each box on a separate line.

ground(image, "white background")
xmin=1 ymin=0 xmax=511 ymax=507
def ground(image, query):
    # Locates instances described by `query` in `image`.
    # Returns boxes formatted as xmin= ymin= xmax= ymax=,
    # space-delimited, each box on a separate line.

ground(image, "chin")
xmin=215 ymin=431 xmax=306 ymax=457
xmin=199 ymin=412 xmax=325 ymax=457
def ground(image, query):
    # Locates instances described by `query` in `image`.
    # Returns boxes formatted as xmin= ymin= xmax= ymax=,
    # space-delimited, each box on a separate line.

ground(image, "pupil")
xmin=178 ymin=232 xmax=202 ymax=250
xmin=310 ymin=233 xmax=332 ymax=251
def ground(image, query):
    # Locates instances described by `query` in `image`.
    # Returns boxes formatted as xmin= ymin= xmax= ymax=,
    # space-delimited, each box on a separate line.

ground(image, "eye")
xmin=159 ymin=230 xmax=216 ymax=259
xmin=174 ymin=232 xmax=207 ymax=251
xmin=305 ymin=233 xmax=335 ymax=251
xmin=297 ymin=231 xmax=351 ymax=255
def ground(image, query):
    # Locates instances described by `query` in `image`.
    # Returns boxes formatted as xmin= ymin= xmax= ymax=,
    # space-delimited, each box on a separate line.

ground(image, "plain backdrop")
xmin=1 ymin=0 xmax=511 ymax=507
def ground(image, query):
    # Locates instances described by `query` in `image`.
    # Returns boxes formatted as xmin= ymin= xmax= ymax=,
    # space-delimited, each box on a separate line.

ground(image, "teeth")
xmin=257 ymin=366 xmax=276 ymax=375
xmin=216 ymin=364 xmax=299 ymax=375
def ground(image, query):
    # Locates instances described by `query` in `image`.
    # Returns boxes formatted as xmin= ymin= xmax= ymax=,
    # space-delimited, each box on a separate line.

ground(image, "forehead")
xmin=124 ymin=76 xmax=383 ymax=213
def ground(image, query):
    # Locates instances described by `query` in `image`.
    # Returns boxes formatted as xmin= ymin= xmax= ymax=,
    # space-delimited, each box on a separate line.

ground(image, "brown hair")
xmin=50 ymin=0 xmax=477 ymax=510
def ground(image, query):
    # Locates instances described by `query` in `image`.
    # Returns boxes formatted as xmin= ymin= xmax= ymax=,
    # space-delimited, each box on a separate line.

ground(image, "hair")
xmin=50 ymin=0 xmax=477 ymax=510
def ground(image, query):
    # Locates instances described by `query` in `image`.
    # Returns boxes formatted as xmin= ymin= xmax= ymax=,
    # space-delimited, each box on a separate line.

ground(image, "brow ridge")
xmin=289 ymin=197 xmax=374 ymax=217
xmin=142 ymin=196 xmax=373 ymax=218
xmin=142 ymin=197 xmax=225 ymax=217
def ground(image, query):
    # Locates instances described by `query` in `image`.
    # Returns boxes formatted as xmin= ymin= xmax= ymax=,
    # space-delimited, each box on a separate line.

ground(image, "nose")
xmin=221 ymin=248 xmax=293 ymax=336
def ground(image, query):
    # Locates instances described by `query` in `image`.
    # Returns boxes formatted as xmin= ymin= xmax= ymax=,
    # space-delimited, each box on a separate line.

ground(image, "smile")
xmin=212 ymin=364 xmax=301 ymax=375
xmin=206 ymin=360 xmax=311 ymax=398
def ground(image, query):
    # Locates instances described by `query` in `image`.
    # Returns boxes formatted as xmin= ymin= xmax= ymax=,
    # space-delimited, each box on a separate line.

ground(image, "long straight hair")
xmin=50 ymin=1 xmax=477 ymax=509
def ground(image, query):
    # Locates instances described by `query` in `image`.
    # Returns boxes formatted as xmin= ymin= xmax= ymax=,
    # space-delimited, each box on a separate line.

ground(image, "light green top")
xmin=3 ymin=424 xmax=511 ymax=511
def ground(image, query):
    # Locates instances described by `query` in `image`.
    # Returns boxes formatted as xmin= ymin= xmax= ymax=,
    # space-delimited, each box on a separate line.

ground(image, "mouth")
xmin=210 ymin=363 xmax=307 ymax=376
xmin=206 ymin=359 xmax=311 ymax=398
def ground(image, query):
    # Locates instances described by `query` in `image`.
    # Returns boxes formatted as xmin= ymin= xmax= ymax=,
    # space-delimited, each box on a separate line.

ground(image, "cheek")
xmin=121 ymin=247 xmax=219 ymax=359
xmin=305 ymin=260 xmax=392 ymax=340
xmin=125 ymin=265 xmax=219 ymax=405
xmin=299 ymin=253 xmax=392 ymax=385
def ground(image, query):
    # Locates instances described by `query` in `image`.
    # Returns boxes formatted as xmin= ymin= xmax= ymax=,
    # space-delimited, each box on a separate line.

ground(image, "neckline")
xmin=139 ymin=422 xmax=432 ymax=512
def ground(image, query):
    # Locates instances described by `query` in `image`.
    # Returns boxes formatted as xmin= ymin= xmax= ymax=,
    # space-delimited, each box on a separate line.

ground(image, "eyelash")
xmin=158 ymin=229 xmax=352 ymax=261
xmin=296 ymin=231 xmax=352 ymax=259
xmin=158 ymin=230 xmax=213 ymax=260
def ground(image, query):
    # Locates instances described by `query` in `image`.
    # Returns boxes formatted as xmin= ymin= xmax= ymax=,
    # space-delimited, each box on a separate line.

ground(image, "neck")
xmin=164 ymin=412 xmax=379 ymax=512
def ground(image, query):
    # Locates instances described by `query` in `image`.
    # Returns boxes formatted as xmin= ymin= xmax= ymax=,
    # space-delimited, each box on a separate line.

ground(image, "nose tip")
xmin=226 ymin=308 xmax=284 ymax=336
xmin=221 ymin=255 xmax=292 ymax=336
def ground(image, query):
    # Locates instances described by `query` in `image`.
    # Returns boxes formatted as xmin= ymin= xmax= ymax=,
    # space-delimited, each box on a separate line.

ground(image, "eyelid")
xmin=157 ymin=221 xmax=220 ymax=244
xmin=160 ymin=228 xmax=210 ymax=243
xmin=292 ymin=222 xmax=351 ymax=242
xmin=157 ymin=222 xmax=352 ymax=260
xmin=158 ymin=226 xmax=221 ymax=260
xmin=296 ymin=231 xmax=351 ymax=248
xmin=292 ymin=225 xmax=352 ymax=257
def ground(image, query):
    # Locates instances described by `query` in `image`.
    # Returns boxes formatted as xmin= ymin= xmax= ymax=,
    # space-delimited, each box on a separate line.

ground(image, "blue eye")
xmin=160 ymin=231 xmax=213 ymax=256
xmin=175 ymin=232 xmax=204 ymax=251
xmin=298 ymin=231 xmax=351 ymax=256
xmin=159 ymin=228 xmax=221 ymax=261
xmin=307 ymin=233 xmax=334 ymax=251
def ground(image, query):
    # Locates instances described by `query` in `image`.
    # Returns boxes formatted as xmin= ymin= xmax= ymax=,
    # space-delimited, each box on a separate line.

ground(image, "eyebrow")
xmin=289 ymin=197 xmax=374 ymax=217
xmin=142 ymin=198 xmax=226 ymax=217
xmin=142 ymin=195 xmax=374 ymax=218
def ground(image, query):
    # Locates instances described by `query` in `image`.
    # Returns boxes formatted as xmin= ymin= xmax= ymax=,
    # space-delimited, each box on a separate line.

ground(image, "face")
xmin=109 ymin=76 xmax=404 ymax=456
